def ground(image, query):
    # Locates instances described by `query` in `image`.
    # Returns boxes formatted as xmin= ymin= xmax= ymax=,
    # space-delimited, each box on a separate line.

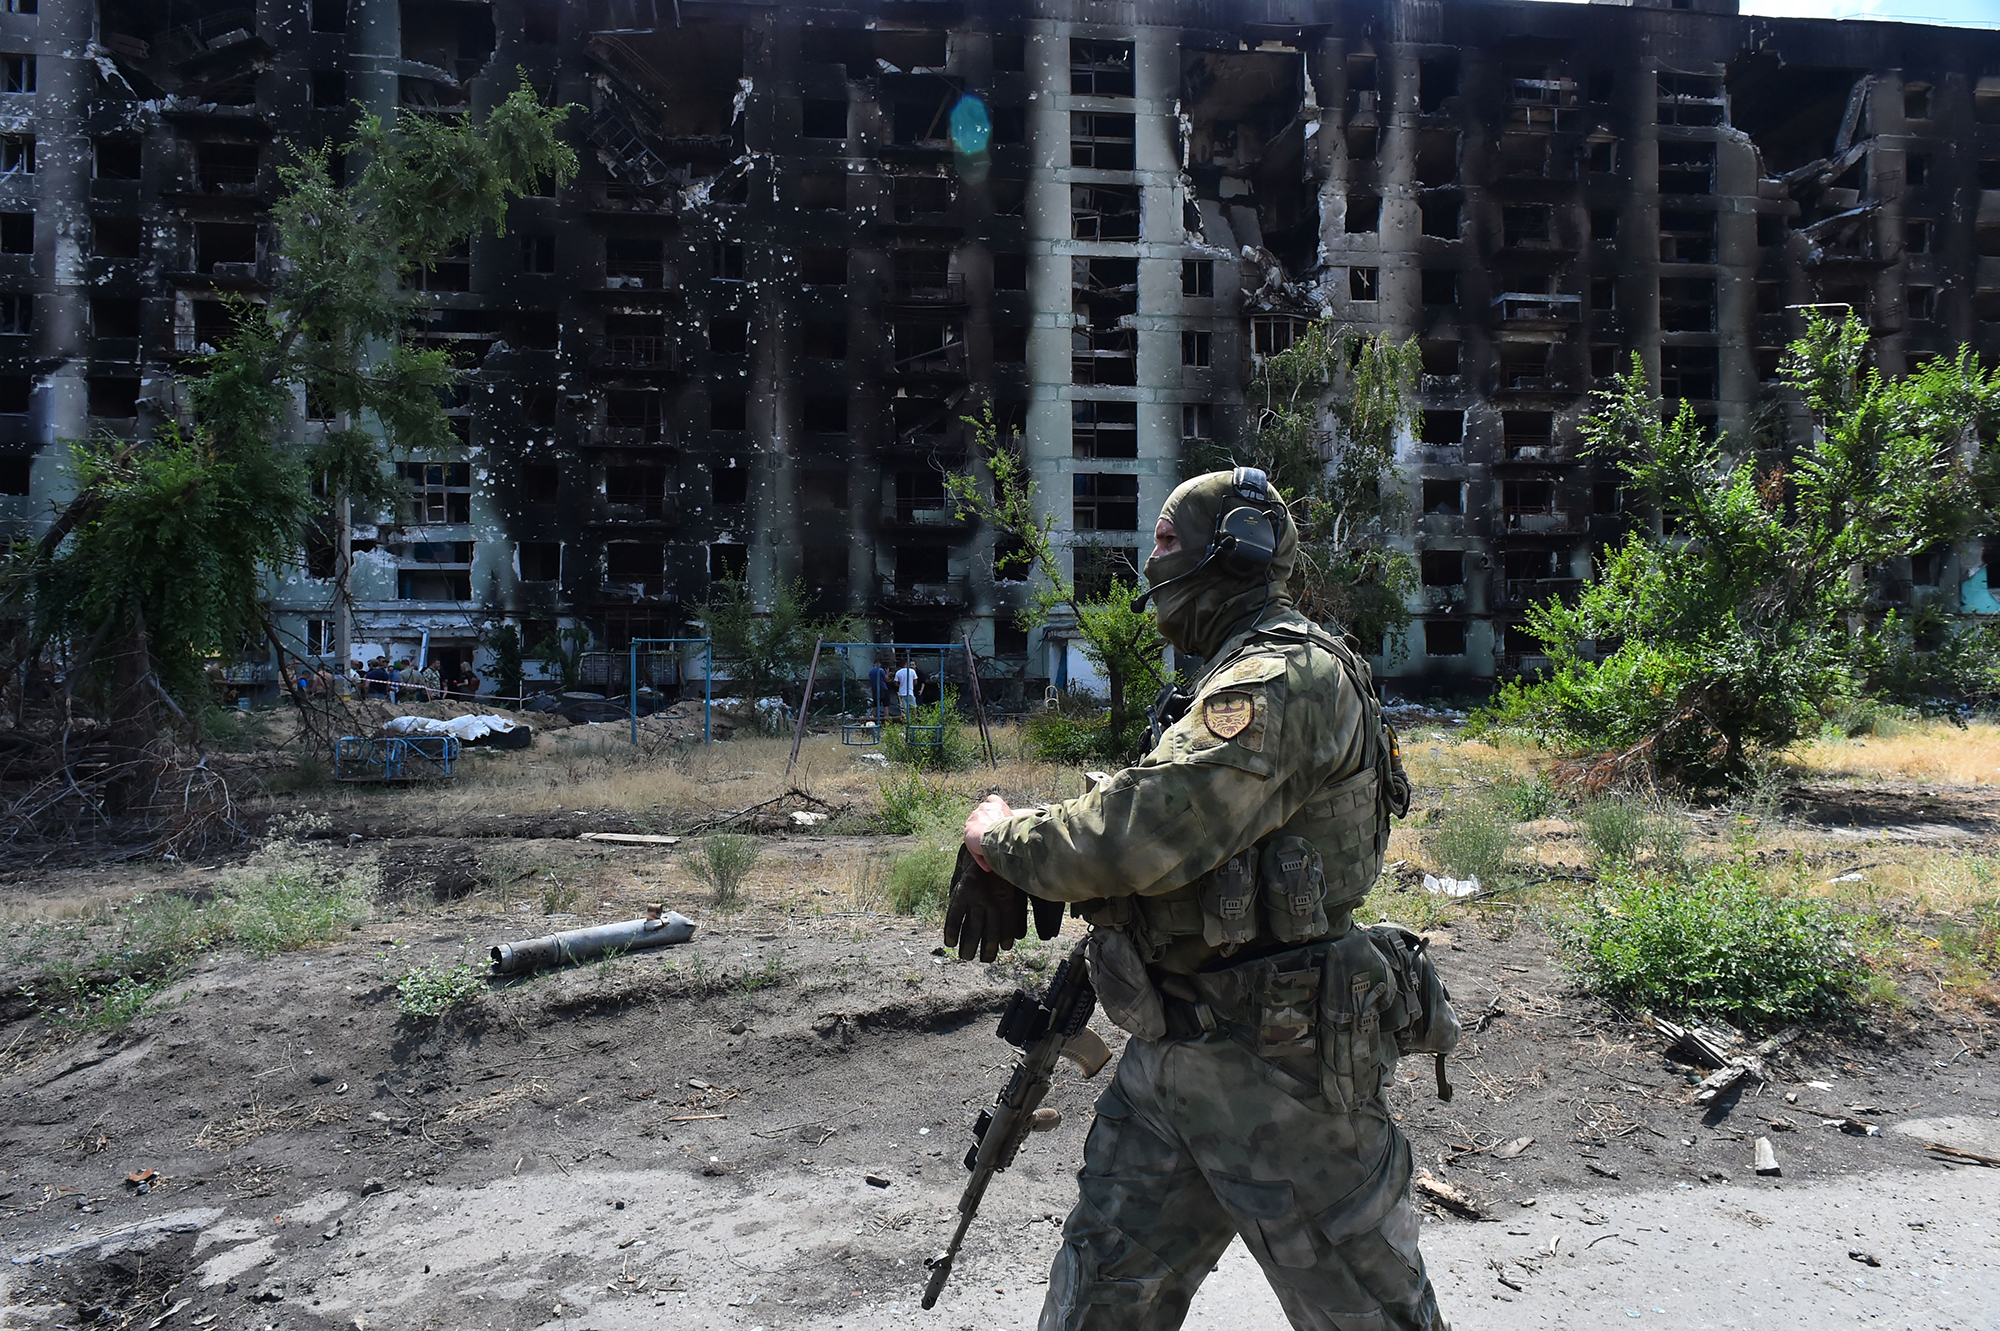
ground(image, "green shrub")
xmin=27 ymin=974 xmax=171 ymax=1031
xmin=221 ymin=827 xmax=372 ymax=956
xmin=1021 ymin=710 xmax=1139 ymax=766
xmin=1502 ymin=774 xmax=1566 ymax=821
xmin=888 ymin=811 xmax=958 ymax=917
xmin=881 ymin=690 xmax=979 ymax=771
xmin=1551 ymin=859 xmax=1863 ymax=1024
xmin=876 ymin=769 xmax=960 ymax=835
xmin=685 ymin=834 xmax=761 ymax=911
xmin=1578 ymin=799 xmax=1687 ymax=867
xmin=1422 ymin=799 xmax=1513 ymax=883
xmin=396 ymin=959 xmax=484 ymax=1020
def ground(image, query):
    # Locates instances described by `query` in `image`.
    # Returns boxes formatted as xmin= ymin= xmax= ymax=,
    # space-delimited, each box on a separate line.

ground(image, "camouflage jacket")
xmin=982 ymin=606 xmax=1398 ymax=974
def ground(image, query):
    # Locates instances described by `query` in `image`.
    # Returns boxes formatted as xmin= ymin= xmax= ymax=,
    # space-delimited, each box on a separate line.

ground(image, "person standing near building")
xmin=893 ymin=656 xmax=919 ymax=720
xmin=867 ymin=658 xmax=891 ymax=723
xmin=951 ymin=469 xmax=1447 ymax=1331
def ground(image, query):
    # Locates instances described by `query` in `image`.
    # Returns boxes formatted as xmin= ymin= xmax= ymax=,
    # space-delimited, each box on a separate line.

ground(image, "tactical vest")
xmin=1087 ymin=621 xmax=1411 ymax=963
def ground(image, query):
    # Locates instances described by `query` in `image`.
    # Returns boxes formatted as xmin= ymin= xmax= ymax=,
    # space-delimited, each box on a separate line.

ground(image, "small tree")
xmin=698 ymin=577 xmax=848 ymax=700
xmin=1479 ymin=313 xmax=1998 ymax=790
xmin=947 ymin=406 xmax=1167 ymax=745
xmin=1191 ymin=323 xmax=1421 ymax=656
xmin=487 ymin=623 xmax=525 ymax=702
xmin=533 ymin=624 xmax=591 ymax=693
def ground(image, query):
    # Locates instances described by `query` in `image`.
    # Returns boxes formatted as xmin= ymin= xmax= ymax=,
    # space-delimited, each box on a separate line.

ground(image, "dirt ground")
xmin=3 ymin=722 xmax=1999 ymax=1329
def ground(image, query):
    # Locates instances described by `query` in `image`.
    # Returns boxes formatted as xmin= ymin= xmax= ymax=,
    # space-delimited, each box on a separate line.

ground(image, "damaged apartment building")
xmin=2 ymin=0 xmax=1998 ymax=696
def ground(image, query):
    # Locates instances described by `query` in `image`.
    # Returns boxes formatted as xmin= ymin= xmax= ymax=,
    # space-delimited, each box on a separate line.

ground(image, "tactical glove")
xmin=943 ymin=845 xmax=1027 ymax=962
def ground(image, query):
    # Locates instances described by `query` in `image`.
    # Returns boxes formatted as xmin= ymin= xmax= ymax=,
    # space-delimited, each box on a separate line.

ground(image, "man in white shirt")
xmin=893 ymin=658 xmax=919 ymax=719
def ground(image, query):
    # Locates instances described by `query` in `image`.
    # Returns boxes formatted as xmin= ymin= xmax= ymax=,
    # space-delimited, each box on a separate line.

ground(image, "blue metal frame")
xmin=626 ymin=637 xmax=713 ymax=746
xmin=333 ymin=735 xmax=461 ymax=782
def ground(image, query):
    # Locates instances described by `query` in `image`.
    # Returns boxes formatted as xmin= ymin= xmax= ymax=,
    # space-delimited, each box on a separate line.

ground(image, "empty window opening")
xmin=993 ymin=252 xmax=1027 ymax=291
xmin=796 ymin=173 xmax=843 ymax=209
xmin=398 ymin=461 xmax=472 ymax=524
xmin=1659 ymin=277 xmax=1716 ymax=332
xmin=710 ymin=458 xmax=748 ymax=505
xmin=0 ymin=212 xmax=27 ymax=254
xmin=1420 ymin=197 xmax=1460 ymax=239
xmin=1419 ymin=57 xmax=1458 ymax=112
xmin=1420 ymin=341 xmax=1459 ymax=378
xmin=1181 ymin=403 xmax=1213 ymax=440
xmin=1421 ymin=480 xmax=1463 ymax=514
xmin=94 ymin=137 xmax=140 ymax=179
xmin=1346 ymin=194 xmax=1381 ymax=233
xmin=0 ymin=136 xmax=32 ymax=175
xmin=1420 ymin=551 xmax=1464 ymax=586
xmin=1658 ymin=142 xmax=1716 ymax=195
xmin=521 ymin=234 xmax=555 ymax=273
xmin=310 ymin=70 xmax=346 ymax=108
xmin=1423 ymin=621 xmax=1467 ymax=656
xmin=799 ymin=247 xmax=845 ymax=285
xmin=1073 ymin=400 xmax=1138 ymax=459
xmin=1660 ymin=210 xmax=1716 ymax=263
xmin=1071 ymin=40 xmax=1134 ymax=97
xmin=803 ymin=318 xmax=847 ymax=359
xmin=1660 ymin=345 xmax=1719 ymax=400
xmin=1503 ymin=206 xmax=1552 ymax=248
xmin=710 ymin=393 xmax=747 ymax=431
xmin=1420 ymin=410 xmax=1464 ymax=445
xmin=1072 ymin=183 xmax=1140 ymax=241
xmin=1588 ymin=138 xmax=1618 ymax=174
xmin=1073 ymin=473 xmax=1140 ymax=531
xmin=801 ymin=471 xmax=848 ymax=511
xmin=519 ymin=542 xmax=561 ymax=582
xmin=1421 ymin=269 xmax=1458 ymax=306
xmin=712 ymin=242 xmax=746 ymax=280
xmin=708 ymin=316 xmax=748 ymax=357
xmin=1071 ymin=111 xmax=1136 ymax=170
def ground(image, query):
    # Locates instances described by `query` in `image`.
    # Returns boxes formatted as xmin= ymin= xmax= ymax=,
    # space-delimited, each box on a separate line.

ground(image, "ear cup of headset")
xmin=1216 ymin=504 xmax=1277 ymax=578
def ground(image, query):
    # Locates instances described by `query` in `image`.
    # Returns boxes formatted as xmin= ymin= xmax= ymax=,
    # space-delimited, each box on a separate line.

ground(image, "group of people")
xmin=864 ymin=656 xmax=923 ymax=721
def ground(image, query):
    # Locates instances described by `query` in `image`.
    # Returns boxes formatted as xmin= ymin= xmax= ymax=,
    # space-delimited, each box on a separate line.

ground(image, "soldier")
xmin=952 ymin=468 xmax=1452 ymax=1331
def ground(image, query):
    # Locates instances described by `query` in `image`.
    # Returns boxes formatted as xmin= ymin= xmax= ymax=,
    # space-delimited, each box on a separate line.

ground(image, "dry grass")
xmin=194 ymin=1099 xmax=351 ymax=1149
xmin=1792 ymin=720 xmax=2000 ymax=786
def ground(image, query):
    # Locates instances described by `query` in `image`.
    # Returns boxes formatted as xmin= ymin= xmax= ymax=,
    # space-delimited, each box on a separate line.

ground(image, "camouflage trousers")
xmin=1038 ymin=1033 xmax=1448 ymax=1331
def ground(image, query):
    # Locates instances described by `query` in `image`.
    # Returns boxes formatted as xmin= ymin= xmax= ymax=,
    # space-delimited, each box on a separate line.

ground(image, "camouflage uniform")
xmin=980 ymin=472 xmax=1449 ymax=1331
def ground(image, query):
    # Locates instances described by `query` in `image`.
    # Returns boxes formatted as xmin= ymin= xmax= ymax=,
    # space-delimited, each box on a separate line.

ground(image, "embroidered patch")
xmin=1204 ymin=691 xmax=1255 ymax=740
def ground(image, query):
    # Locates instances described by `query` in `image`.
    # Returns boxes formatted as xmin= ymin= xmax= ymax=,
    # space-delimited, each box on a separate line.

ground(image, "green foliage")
xmin=1022 ymin=708 xmax=1137 ymax=766
xmin=1193 ymin=324 xmax=1422 ymax=656
xmin=1857 ymin=609 xmax=2000 ymax=714
xmin=1551 ymin=858 xmax=1863 ymax=1025
xmin=5 ymin=81 xmax=578 ymax=722
xmin=685 ymin=835 xmax=761 ymax=911
xmin=1421 ymin=799 xmax=1513 ymax=884
xmin=875 ymin=768 xmax=961 ymax=834
xmin=887 ymin=810 xmax=958 ymax=917
xmin=533 ymin=624 xmax=591 ymax=692
xmin=1501 ymin=774 xmax=1567 ymax=821
xmin=488 ymin=623 xmax=525 ymax=702
xmin=949 ymin=405 xmax=1167 ymax=737
xmin=881 ymin=689 xmax=979 ymax=771
xmin=222 ymin=832 xmax=373 ymax=956
xmin=699 ymin=577 xmax=846 ymax=701
xmin=1473 ymin=316 xmax=2000 ymax=790
xmin=27 ymin=975 xmax=171 ymax=1032
xmin=395 ymin=959 xmax=484 ymax=1020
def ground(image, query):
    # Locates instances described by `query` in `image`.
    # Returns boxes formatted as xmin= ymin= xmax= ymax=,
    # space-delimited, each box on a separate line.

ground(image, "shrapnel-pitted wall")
xmin=2 ymin=0 xmax=1996 ymax=696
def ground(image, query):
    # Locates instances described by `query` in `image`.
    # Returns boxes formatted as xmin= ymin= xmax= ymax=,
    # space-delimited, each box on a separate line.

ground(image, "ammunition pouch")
xmin=1148 ymin=924 xmax=1460 ymax=1110
xmin=1085 ymin=927 xmax=1167 ymax=1041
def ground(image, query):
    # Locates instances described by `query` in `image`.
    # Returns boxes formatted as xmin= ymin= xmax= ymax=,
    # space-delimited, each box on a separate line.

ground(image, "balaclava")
xmin=1141 ymin=471 xmax=1298 ymax=658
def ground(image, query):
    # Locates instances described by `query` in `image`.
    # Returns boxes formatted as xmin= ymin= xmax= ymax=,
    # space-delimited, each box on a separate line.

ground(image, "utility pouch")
xmin=1085 ymin=927 xmax=1167 ymax=1041
xmin=1191 ymin=948 xmax=1321 ymax=1059
xmin=1365 ymin=925 xmax=1462 ymax=1058
xmin=1258 ymin=836 xmax=1328 ymax=945
xmin=1198 ymin=850 xmax=1260 ymax=953
xmin=1317 ymin=928 xmax=1397 ymax=1113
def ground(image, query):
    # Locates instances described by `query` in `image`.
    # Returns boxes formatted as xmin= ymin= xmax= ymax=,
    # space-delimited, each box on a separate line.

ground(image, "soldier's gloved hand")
xmin=943 ymin=846 xmax=1027 ymax=963
xmin=1031 ymin=895 xmax=1065 ymax=941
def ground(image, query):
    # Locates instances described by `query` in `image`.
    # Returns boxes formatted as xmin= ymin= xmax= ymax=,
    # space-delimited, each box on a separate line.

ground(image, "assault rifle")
xmin=921 ymin=935 xmax=1112 ymax=1310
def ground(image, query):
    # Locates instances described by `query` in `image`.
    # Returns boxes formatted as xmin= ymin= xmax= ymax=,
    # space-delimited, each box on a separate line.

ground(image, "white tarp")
xmin=381 ymin=714 xmax=523 ymax=743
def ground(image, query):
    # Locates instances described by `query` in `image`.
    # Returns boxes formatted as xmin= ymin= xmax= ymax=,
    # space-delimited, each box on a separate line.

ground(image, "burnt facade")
xmin=3 ymin=0 xmax=1998 ymax=695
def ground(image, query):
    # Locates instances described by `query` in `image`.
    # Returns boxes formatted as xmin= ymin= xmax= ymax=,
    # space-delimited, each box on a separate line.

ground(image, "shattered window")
xmin=1345 ymin=195 xmax=1380 ymax=233
xmin=1070 ymin=40 xmax=1134 ymax=98
xmin=521 ymin=234 xmax=554 ymax=273
xmin=708 ymin=316 xmax=748 ymax=357
xmin=1909 ymin=286 xmax=1937 ymax=321
xmin=1906 ymin=219 xmax=1933 ymax=254
xmin=519 ymin=542 xmax=560 ymax=582
xmin=1182 ymin=260 xmax=1213 ymax=297
xmin=1349 ymin=267 xmax=1378 ymax=301
xmin=2 ymin=55 xmax=35 ymax=93
xmin=1072 ymin=400 xmax=1137 ymax=458
xmin=1420 ymin=411 xmax=1464 ymax=446
xmin=1657 ymin=72 xmax=1727 ymax=127
xmin=1503 ymin=206 xmax=1552 ymax=247
xmin=1181 ymin=403 xmax=1212 ymax=440
xmin=1420 ymin=551 xmax=1464 ymax=586
xmin=310 ymin=70 xmax=346 ymax=108
xmin=605 ymin=542 xmax=666 ymax=594
xmin=1181 ymin=331 xmax=1212 ymax=366
xmin=606 ymin=238 xmax=665 ymax=289
xmin=197 ymin=143 xmax=261 ymax=189
xmin=606 ymin=465 xmax=669 ymax=518
xmin=1070 ymin=112 xmax=1136 ymax=170
xmin=992 ymin=178 xmax=1026 ymax=217
xmin=397 ymin=462 xmax=472 ymax=524
xmin=0 ymin=135 xmax=32 ymax=175
xmin=1903 ymin=84 xmax=1931 ymax=121
xmin=1071 ymin=326 xmax=1135 ymax=385
xmin=1658 ymin=143 xmax=1715 ymax=195
xmin=1071 ymin=184 xmax=1140 ymax=241
xmin=712 ymin=242 xmax=745 ymax=280
xmin=1659 ymin=210 xmax=1715 ymax=263
xmin=1420 ymin=197 xmax=1460 ymax=239
xmin=1660 ymin=346 xmax=1719 ymax=400
xmin=1587 ymin=138 xmax=1617 ymax=174
xmin=93 ymin=137 xmax=139 ymax=179
xmin=0 ymin=293 xmax=30 ymax=335
xmin=891 ymin=174 xmax=954 ymax=221
xmin=1419 ymin=58 xmax=1458 ymax=113
xmin=1659 ymin=278 xmax=1716 ymax=332
xmin=0 ymin=211 xmax=26 ymax=253
xmin=1423 ymin=621 xmax=1466 ymax=657
xmin=1421 ymin=270 xmax=1458 ymax=307
xmin=1420 ymin=341 xmax=1460 ymax=377
xmin=1250 ymin=316 xmax=1303 ymax=357
xmin=1421 ymin=480 xmax=1463 ymax=514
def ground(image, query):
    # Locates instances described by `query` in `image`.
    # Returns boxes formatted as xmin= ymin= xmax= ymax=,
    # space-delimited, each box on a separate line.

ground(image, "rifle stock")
xmin=921 ymin=934 xmax=1104 ymax=1310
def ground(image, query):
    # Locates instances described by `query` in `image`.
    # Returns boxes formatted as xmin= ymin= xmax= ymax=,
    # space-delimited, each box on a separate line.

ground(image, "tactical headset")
xmin=1130 ymin=467 xmax=1285 ymax=612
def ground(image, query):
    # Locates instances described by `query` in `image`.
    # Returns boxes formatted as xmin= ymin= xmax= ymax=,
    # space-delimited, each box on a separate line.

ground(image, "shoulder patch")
xmin=1210 ymin=654 xmax=1287 ymax=689
xmin=1203 ymin=690 xmax=1256 ymax=740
